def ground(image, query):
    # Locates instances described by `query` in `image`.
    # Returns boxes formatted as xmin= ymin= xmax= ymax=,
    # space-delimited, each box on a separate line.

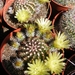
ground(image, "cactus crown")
xmin=16 ymin=37 xmax=49 ymax=62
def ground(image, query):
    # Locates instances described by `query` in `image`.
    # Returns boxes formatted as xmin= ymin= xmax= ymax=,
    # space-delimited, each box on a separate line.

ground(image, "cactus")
xmin=14 ymin=0 xmax=49 ymax=23
xmin=13 ymin=0 xmax=35 ymax=13
xmin=45 ymin=52 xmax=66 ymax=75
xmin=16 ymin=37 xmax=49 ymax=62
xmin=57 ymin=8 xmax=75 ymax=48
xmin=14 ymin=0 xmax=36 ymax=23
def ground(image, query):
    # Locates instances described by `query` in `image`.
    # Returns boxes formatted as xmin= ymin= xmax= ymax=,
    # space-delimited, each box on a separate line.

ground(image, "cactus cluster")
xmin=8 ymin=29 xmax=68 ymax=75
xmin=57 ymin=8 xmax=75 ymax=48
xmin=5 ymin=14 xmax=70 ymax=74
xmin=2 ymin=13 xmax=71 ymax=74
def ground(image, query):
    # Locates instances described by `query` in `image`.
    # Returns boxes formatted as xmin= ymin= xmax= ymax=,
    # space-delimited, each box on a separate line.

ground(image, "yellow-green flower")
xmin=23 ymin=24 xmax=36 ymax=37
xmin=16 ymin=32 xmax=25 ymax=41
xmin=53 ymin=32 xmax=70 ymax=50
xmin=38 ymin=0 xmax=50 ymax=3
xmin=14 ymin=8 xmax=31 ymax=23
xmin=43 ymin=31 xmax=53 ymax=42
xmin=35 ymin=17 xmax=53 ymax=34
xmin=45 ymin=52 xmax=66 ymax=75
xmin=12 ymin=58 xmax=24 ymax=69
xmin=10 ymin=41 xmax=20 ymax=50
xmin=25 ymin=59 xmax=49 ymax=75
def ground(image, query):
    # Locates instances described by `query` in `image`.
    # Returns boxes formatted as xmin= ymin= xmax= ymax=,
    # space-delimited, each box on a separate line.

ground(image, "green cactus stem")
xmin=45 ymin=52 xmax=66 ymax=75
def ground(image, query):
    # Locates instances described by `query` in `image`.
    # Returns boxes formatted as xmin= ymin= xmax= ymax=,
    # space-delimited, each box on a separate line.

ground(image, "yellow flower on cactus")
xmin=23 ymin=24 xmax=36 ymax=34
xmin=25 ymin=59 xmax=49 ymax=75
xmin=38 ymin=0 xmax=50 ymax=3
xmin=14 ymin=8 xmax=31 ymax=23
xmin=12 ymin=58 xmax=24 ymax=69
xmin=23 ymin=24 xmax=36 ymax=37
xmin=45 ymin=52 xmax=66 ymax=75
xmin=53 ymin=32 xmax=70 ymax=50
xmin=16 ymin=32 xmax=25 ymax=41
xmin=35 ymin=17 xmax=53 ymax=34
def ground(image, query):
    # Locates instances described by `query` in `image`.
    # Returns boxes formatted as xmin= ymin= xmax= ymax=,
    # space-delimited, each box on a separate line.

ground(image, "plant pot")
xmin=3 ymin=0 xmax=52 ymax=29
xmin=51 ymin=0 xmax=70 ymax=11
xmin=64 ymin=54 xmax=75 ymax=75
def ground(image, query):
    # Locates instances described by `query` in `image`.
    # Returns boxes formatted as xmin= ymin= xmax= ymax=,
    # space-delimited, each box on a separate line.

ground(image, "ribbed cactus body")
xmin=57 ymin=8 xmax=75 ymax=48
xmin=14 ymin=0 xmax=48 ymax=22
xmin=16 ymin=37 xmax=49 ymax=62
xmin=14 ymin=0 xmax=35 ymax=14
xmin=55 ymin=0 xmax=75 ymax=6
